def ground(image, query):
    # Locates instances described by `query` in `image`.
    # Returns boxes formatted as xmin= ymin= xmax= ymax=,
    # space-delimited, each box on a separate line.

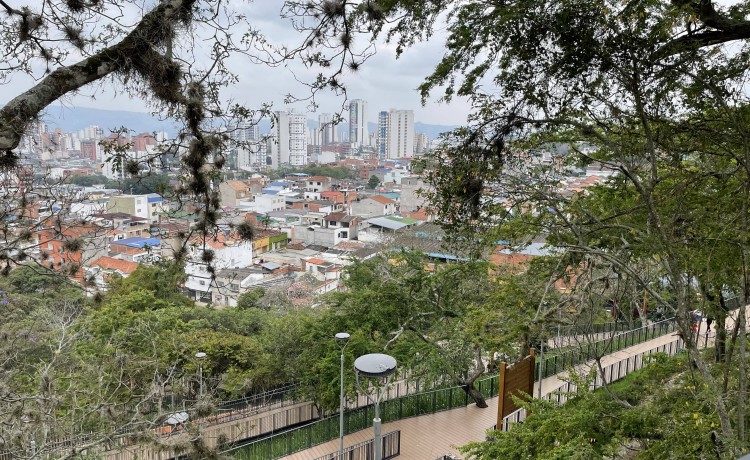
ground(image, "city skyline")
xmin=2 ymin=5 xmax=472 ymax=128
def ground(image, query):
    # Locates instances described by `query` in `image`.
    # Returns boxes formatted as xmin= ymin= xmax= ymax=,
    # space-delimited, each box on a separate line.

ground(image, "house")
xmin=302 ymin=257 xmax=343 ymax=282
xmin=304 ymin=176 xmax=332 ymax=193
xmin=291 ymin=212 xmax=361 ymax=248
xmin=289 ymin=200 xmax=337 ymax=214
xmin=183 ymin=233 xmax=254 ymax=303
xmin=85 ymin=256 xmax=140 ymax=290
xmin=36 ymin=221 xmax=110 ymax=281
xmin=323 ymin=212 xmax=361 ymax=240
xmin=251 ymin=229 xmax=289 ymax=255
xmin=211 ymin=264 xmax=294 ymax=307
xmin=321 ymin=190 xmax=358 ymax=206
xmin=107 ymin=194 xmax=166 ymax=224
xmin=109 ymin=236 xmax=162 ymax=263
xmin=238 ymin=193 xmax=286 ymax=214
xmin=219 ymin=179 xmax=264 ymax=208
xmin=92 ymin=212 xmax=150 ymax=240
xmin=349 ymin=195 xmax=397 ymax=217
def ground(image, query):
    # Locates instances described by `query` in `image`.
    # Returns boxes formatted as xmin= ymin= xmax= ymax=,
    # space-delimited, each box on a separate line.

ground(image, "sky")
xmin=4 ymin=1 xmax=473 ymax=127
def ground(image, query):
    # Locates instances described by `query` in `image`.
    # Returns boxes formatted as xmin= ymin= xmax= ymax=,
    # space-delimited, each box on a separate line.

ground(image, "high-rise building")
xmin=348 ymin=99 xmax=368 ymax=149
xmin=319 ymin=113 xmax=336 ymax=147
xmin=229 ymin=121 xmax=260 ymax=144
xmin=377 ymin=111 xmax=388 ymax=160
xmin=415 ymin=133 xmax=429 ymax=156
xmin=378 ymin=109 xmax=415 ymax=159
xmin=228 ymin=121 xmax=262 ymax=170
xmin=271 ymin=109 xmax=308 ymax=168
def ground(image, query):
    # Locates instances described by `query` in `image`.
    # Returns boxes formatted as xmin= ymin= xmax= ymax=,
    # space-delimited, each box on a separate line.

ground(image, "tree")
xmin=236 ymin=287 xmax=267 ymax=311
xmin=367 ymin=174 xmax=380 ymax=190
xmin=343 ymin=0 xmax=750 ymax=450
xmin=320 ymin=251 xmax=502 ymax=407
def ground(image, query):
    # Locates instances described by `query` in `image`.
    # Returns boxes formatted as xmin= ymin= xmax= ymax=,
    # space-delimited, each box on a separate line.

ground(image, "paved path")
xmin=281 ymin=331 xmax=682 ymax=460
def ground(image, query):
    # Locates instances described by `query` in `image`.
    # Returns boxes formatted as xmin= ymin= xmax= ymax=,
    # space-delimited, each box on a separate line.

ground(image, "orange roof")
xmin=306 ymin=257 xmax=327 ymax=265
xmin=90 ymin=256 xmax=139 ymax=274
xmin=370 ymin=195 xmax=395 ymax=205
xmin=306 ymin=176 xmax=330 ymax=182
xmin=224 ymin=180 xmax=248 ymax=192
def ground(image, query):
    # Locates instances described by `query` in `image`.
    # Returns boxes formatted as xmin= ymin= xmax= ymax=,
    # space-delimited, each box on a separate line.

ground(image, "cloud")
xmin=2 ymin=1 xmax=473 ymax=127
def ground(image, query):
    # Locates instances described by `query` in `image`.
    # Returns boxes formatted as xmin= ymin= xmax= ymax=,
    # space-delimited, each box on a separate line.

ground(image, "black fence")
xmin=312 ymin=430 xmax=401 ymax=460
xmin=536 ymin=319 xmax=676 ymax=380
xmin=503 ymin=336 xmax=684 ymax=430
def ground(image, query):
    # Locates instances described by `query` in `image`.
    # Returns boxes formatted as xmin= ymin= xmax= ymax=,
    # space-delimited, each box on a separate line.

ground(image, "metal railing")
xmin=502 ymin=336 xmax=684 ymax=431
xmin=5 ymin=319 xmax=678 ymax=460
xmin=226 ymin=376 xmax=500 ymax=459
xmin=536 ymin=318 xmax=676 ymax=380
xmin=312 ymin=430 xmax=401 ymax=460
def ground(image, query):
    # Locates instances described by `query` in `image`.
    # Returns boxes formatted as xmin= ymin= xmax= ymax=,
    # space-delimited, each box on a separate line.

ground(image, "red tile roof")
xmin=370 ymin=195 xmax=395 ymax=205
xmin=306 ymin=257 xmax=327 ymax=265
xmin=90 ymin=256 xmax=139 ymax=274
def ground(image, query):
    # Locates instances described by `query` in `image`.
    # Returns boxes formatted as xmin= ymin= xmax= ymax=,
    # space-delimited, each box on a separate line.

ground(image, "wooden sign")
xmin=496 ymin=349 xmax=535 ymax=429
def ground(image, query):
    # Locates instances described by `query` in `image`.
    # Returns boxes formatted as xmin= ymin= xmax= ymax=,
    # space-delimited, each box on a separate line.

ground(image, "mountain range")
xmin=40 ymin=106 xmax=458 ymax=141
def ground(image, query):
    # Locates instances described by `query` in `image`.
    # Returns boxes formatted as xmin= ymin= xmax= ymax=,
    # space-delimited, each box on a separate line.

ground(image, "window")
xmin=199 ymin=280 xmax=206 ymax=286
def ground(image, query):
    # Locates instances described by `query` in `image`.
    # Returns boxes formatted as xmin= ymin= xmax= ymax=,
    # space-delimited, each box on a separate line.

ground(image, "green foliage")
xmin=106 ymin=262 xmax=192 ymax=307
xmin=460 ymin=353 xmax=720 ymax=460
xmin=106 ymin=173 xmax=172 ymax=194
xmin=66 ymin=174 xmax=109 ymax=187
xmin=237 ymin=287 xmax=267 ymax=310
xmin=367 ymin=174 xmax=380 ymax=189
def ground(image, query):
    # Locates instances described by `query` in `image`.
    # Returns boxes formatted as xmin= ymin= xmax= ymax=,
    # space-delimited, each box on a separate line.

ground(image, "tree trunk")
xmin=715 ymin=294 xmax=728 ymax=363
xmin=462 ymin=383 xmax=488 ymax=408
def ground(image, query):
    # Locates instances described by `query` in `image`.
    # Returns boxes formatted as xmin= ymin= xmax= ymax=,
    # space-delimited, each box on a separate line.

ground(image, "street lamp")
xmin=195 ymin=351 xmax=207 ymax=397
xmin=354 ymin=353 xmax=397 ymax=460
xmin=335 ymin=332 xmax=350 ymax=460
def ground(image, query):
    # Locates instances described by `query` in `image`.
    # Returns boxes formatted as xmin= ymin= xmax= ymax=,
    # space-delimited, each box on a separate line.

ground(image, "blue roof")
xmin=111 ymin=237 xmax=162 ymax=249
xmin=269 ymin=181 xmax=288 ymax=187
xmin=262 ymin=189 xmax=280 ymax=195
xmin=147 ymin=195 xmax=163 ymax=203
xmin=261 ymin=262 xmax=281 ymax=271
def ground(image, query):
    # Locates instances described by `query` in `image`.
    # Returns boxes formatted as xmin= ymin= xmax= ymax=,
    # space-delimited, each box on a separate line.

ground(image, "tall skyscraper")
xmin=229 ymin=120 xmax=260 ymax=144
xmin=415 ymin=133 xmax=429 ymax=156
xmin=271 ymin=109 xmax=308 ymax=168
xmin=319 ymin=113 xmax=335 ymax=147
xmin=229 ymin=120 xmax=262 ymax=170
xmin=378 ymin=109 xmax=415 ymax=159
xmin=349 ymin=99 xmax=368 ymax=149
xmin=377 ymin=111 xmax=388 ymax=160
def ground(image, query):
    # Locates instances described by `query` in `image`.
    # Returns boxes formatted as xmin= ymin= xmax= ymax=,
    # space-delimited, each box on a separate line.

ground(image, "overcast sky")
xmin=5 ymin=1 xmax=473 ymax=127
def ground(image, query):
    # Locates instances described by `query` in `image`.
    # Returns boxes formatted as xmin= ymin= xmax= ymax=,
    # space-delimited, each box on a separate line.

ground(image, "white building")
xmin=183 ymin=236 xmax=254 ymax=303
xmin=386 ymin=109 xmax=415 ymax=159
xmin=238 ymin=194 xmax=286 ymax=214
xmin=349 ymin=99 xmax=368 ymax=149
xmin=271 ymin=110 xmax=308 ymax=168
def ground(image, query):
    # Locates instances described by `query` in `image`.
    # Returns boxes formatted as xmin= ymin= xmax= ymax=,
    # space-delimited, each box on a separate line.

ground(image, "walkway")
xmin=281 ymin=331 xmax=682 ymax=459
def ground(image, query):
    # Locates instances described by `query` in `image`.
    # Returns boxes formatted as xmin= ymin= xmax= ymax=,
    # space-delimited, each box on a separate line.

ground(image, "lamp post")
xmin=195 ymin=351 xmax=207 ymax=397
xmin=354 ymin=353 xmax=397 ymax=460
xmin=335 ymin=332 xmax=351 ymax=459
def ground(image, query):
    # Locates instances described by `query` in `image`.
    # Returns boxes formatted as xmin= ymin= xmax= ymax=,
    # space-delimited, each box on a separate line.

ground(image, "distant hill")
xmin=38 ymin=106 xmax=459 ymax=140
xmin=41 ymin=106 xmax=180 ymax=136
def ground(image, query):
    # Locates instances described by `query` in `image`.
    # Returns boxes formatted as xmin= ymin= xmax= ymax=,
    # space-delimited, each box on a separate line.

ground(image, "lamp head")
xmin=335 ymin=332 xmax=350 ymax=341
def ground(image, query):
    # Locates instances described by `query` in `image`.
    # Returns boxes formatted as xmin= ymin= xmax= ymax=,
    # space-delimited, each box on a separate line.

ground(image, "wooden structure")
xmin=496 ymin=349 xmax=535 ymax=429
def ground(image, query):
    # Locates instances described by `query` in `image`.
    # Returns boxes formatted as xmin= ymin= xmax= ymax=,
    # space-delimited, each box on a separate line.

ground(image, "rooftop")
xmin=90 ymin=256 xmax=139 ymax=274
xmin=111 ymin=237 xmax=162 ymax=249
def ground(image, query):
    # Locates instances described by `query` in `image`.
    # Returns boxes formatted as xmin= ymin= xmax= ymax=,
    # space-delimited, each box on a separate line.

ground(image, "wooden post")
xmin=496 ymin=361 xmax=507 ymax=430
xmin=528 ymin=348 xmax=536 ymax=395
